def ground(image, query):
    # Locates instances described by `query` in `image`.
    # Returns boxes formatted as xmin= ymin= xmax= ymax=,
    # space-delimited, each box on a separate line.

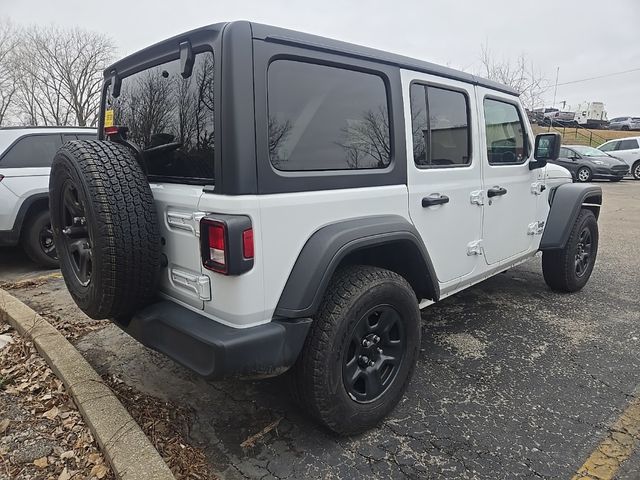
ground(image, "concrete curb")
xmin=0 ymin=288 xmax=176 ymax=480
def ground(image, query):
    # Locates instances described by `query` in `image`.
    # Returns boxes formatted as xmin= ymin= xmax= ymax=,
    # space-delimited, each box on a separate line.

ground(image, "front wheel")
xmin=632 ymin=161 xmax=640 ymax=180
xmin=542 ymin=209 xmax=598 ymax=292
xmin=576 ymin=167 xmax=592 ymax=183
xmin=290 ymin=265 xmax=421 ymax=435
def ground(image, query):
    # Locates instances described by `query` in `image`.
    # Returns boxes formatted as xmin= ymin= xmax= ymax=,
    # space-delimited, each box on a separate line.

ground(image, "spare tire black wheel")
xmin=49 ymin=140 xmax=161 ymax=320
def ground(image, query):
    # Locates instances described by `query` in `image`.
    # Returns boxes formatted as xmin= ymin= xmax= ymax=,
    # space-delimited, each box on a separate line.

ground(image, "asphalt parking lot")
xmin=2 ymin=180 xmax=639 ymax=479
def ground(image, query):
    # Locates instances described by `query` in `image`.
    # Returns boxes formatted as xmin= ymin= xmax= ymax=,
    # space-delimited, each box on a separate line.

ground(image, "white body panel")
xmin=475 ymin=86 xmax=540 ymax=265
xmin=192 ymin=186 xmax=408 ymax=328
xmin=400 ymin=71 xmax=483 ymax=288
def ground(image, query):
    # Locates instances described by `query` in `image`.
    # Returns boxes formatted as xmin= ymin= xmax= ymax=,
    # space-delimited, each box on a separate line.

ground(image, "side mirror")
xmin=530 ymin=133 xmax=561 ymax=170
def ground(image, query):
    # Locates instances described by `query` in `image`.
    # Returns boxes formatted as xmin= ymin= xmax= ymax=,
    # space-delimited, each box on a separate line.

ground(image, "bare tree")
xmin=479 ymin=42 xmax=548 ymax=111
xmin=0 ymin=19 xmax=19 ymax=125
xmin=12 ymin=25 xmax=115 ymax=126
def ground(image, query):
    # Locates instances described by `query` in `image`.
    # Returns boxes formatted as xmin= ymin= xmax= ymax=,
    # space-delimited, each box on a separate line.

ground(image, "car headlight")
xmin=591 ymin=160 xmax=605 ymax=165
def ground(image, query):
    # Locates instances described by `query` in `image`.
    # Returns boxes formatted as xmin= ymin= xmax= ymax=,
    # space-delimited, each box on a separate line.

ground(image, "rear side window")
xmin=483 ymin=99 xmax=528 ymax=165
xmin=267 ymin=60 xmax=391 ymax=171
xmin=410 ymin=84 xmax=470 ymax=167
xmin=0 ymin=134 xmax=62 ymax=168
xmin=107 ymin=51 xmax=215 ymax=182
xmin=618 ymin=139 xmax=639 ymax=150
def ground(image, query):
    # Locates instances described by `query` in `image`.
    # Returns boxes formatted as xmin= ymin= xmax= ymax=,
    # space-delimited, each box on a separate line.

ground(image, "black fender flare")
xmin=274 ymin=215 xmax=439 ymax=318
xmin=539 ymin=183 xmax=602 ymax=250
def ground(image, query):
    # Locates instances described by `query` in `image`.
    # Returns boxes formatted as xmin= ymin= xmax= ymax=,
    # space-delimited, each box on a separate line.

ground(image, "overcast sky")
xmin=3 ymin=0 xmax=639 ymax=117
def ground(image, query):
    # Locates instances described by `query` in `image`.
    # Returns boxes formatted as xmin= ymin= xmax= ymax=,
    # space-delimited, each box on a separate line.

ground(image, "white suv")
xmin=598 ymin=136 xmax=640 ymax=179
xmin=48 ymin=22 xmax=600 ymax=434
xmin=0 ymin=127 xmax=96 ymax=267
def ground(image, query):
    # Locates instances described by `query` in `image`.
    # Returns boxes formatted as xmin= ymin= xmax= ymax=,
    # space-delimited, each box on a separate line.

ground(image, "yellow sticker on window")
xmin=104 ymin=109 xmax=114 ymax=128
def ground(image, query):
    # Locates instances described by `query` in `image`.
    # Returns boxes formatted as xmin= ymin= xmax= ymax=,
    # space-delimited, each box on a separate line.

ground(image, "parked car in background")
xmin=598 ymin=136 xmax=640 ymax=180
xmin=542 ymin=108 xmax=576 ymax=126
xmin=574 ymin=101 xmax=608 ymax=129
xmin=552 ymin=145 xmax=629 ymax=182
xmin=0 ymin=127 xmax=97 ymax=267
xmin=608 ymin=117 xmax=640 ymax=131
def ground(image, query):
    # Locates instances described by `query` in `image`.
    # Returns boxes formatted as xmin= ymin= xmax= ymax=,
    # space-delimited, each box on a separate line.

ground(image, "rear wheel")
xmin=291 ymin=265 xmax=421 ymax=435
xmin=632 ymin=161 xmax=640 ymax=180
xmin=542 ymin=209 xmax=598 ymax=292
xmin=50 ymin=140 xmax=161 ymax=320
xmin=576 ymin=166 xmax=592 ymax=183
xmin=22 ymin=209 xmax=58 ymax=268
xmin=622 ymin=125 xmax=630 ymax=131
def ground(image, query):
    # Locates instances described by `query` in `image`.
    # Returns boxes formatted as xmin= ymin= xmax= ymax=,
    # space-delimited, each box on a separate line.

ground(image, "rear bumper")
xmin=119 ymin=301 xmax=312 ymax=379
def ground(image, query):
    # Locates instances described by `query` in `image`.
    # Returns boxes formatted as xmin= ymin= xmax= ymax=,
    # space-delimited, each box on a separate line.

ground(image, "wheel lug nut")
xmin=359 ymin=355 xmax=370 ymax=366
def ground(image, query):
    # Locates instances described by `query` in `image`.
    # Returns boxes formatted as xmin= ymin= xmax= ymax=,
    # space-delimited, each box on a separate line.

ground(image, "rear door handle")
xmin=487 ymin=186 xmax=508 ymax=198
xmin=422 ymin=194 xmax=450 ymax=207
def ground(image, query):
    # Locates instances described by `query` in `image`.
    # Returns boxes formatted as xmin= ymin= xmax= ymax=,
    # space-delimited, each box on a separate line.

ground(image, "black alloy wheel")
xmin=59 ymin=181 xmax=92 ymax=286
xmin=342 ymin=305 xmax=406 ymax=403
xmin=575 ymin=227 xmax=593 ymax=278
xmin=38 ymin=220 xmax=57 ymax=261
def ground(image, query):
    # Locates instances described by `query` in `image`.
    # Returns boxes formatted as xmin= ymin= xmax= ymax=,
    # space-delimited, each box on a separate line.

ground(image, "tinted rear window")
xmin=106 ymin=51 xmax=215 ymax=182
xmin=619 ymin=139 xmax=639 ymax=150
xmin=267 ymin=60 xmax=391 ymax=171
xmin=0 ymin=134 xmax=62 ymax=168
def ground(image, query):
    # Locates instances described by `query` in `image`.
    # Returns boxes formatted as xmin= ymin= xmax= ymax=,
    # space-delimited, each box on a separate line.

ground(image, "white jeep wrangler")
xmin=49 ymin=22 xmax=601 ymax=435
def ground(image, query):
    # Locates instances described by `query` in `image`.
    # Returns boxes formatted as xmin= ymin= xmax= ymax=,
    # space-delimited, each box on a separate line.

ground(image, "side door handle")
xmin=487 ymin=186 xmax=508 ymax=198
xmin=422 ymin=194 xmax=450 ymax=207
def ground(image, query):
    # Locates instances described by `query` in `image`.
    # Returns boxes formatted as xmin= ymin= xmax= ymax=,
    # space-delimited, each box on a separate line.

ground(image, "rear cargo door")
xmin=103 ymin=50 xmax=217 ymax=309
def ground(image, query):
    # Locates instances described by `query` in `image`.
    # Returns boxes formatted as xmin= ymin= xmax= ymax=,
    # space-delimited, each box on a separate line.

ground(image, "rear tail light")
xmin=200 ymin=216 xmax=254 ymax=275
xmin=104 ymin=125 xmax=120 ymax=136
xmin=202 ymin=220 xmax=228 ymax=273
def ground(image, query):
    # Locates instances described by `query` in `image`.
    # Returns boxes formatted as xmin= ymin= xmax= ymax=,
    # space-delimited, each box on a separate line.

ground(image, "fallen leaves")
xmin=106 ymin=374 xmax=218 ymax=479
xmin=43 ymin=405 xmax=59 ymax=420
xmin=91 ymin=463 xmax=109 ymax=478
xmin=0 ymin=325 xmax=114 ymax=479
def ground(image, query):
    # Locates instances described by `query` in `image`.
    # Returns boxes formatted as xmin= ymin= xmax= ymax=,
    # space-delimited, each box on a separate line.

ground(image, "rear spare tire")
xmin=49 ymin=140 xmax=161 ymax=319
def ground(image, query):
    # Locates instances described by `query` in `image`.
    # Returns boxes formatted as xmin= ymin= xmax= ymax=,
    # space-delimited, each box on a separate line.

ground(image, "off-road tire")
xmin=290 ymin=265 xmax=421 ymax=435
xmin=576 ymin=166 xmax=592 ymax=183
xmin=22 ymin=209 xmax=58 ymax=268
xmin=632 ymin=161 xmax=640 ymax=180
xmin=49 ymin=140 xmax=161 ymax=319
xmin=542 ymin=209 xmax=598 ymax=292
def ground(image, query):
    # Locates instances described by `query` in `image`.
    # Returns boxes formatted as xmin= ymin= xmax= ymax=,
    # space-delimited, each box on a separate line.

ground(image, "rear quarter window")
xmin=267 ymin=60 xmax=391 ymax=171
xmin=0 ymin=134 xmax=62 ymax=168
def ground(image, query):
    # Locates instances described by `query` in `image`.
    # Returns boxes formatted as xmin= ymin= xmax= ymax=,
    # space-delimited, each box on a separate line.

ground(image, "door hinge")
xmin=167 ymin=211 xmax=207 ymax=236
xmin=527 ymin=221 xmax=545 ymax=235
xmin=531 ymin=182 xmax=547 ymax=195
xmin=170 ymin=268 xmax=212 ymax=301
xmin=467 ymin=239 xmax=483 ymax=256
xmin=470 ymin=190 xmax=485 ymax=206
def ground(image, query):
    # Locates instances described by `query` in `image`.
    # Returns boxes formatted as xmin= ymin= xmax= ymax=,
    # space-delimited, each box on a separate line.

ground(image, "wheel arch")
xmin=274 ymin=215 xmax=439 ymax=319
xmin=0 ymin=193 xmax=49 ymax=246
xmin=540 ymin=183 xmax=602 ymax=250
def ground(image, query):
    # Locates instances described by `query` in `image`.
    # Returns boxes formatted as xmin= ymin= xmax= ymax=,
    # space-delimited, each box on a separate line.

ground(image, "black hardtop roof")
xmin=106 ymin=21 xmax=518 ymax=97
